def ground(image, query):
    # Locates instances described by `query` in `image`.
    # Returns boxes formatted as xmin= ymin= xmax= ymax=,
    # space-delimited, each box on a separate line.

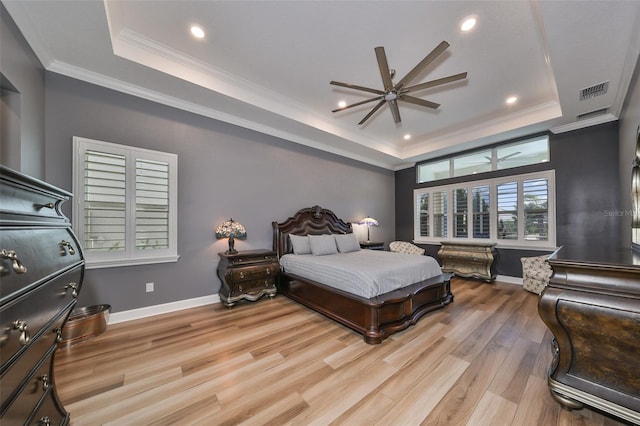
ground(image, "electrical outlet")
xmin=146 ymin=282 xmax=154 ymax=293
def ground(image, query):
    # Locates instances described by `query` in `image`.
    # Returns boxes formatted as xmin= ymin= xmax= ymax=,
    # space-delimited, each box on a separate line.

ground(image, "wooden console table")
xmin=539 ymin=246 xmax=640 ymax=424
xmin=437 ymin=242 xmax=497 ymax=282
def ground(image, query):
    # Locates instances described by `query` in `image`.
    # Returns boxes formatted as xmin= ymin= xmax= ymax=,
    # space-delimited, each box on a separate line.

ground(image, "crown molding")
xmin=549 ymin=113 xmax=618 ymax=134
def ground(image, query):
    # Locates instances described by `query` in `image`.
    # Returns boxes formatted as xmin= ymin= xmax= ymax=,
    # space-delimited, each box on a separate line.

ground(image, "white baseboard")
xmin=496 ymin=275 xmax=523 ymax=285
xmin=108 ymin=294 xmax=220 ymax=324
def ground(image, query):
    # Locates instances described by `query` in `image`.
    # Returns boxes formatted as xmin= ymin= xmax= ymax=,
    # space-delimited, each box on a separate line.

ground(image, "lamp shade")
xmin=357 ymin=216 xmax=379 ymax=227
xmin=215 ymin=218 xmax=247 ymax=254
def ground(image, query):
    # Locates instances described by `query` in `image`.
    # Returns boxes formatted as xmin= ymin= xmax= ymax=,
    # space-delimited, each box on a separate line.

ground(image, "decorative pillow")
xmin=289 ymin=234 xmax=311 ymax=255
xmin=334 ymin=233 xmax=361 ymax=253
xmin=309 ymin=234 xmax=338 ymax=256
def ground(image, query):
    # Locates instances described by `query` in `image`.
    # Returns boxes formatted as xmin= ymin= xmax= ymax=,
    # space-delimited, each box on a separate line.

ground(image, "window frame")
xmin=413 ymin=170 xmax=556 ymax=249
xmin=72 ymin=136 xmax=179 ymax=269
xmin=416 ymin=134 xmax=550 ymax=183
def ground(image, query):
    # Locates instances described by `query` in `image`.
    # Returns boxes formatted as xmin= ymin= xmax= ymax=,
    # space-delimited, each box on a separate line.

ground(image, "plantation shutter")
xmin=83 ymin=150 xmax=126 ymax=252
xmin=135 ymin=159 xmax=170 ymax=250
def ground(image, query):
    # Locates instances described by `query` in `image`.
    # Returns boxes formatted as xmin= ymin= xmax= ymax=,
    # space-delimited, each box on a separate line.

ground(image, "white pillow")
xmin=289 ymin=234 xmax=311 ymax=255
xmin=309 ymin=234 xmax=338 ymax=256
xmin=334 ymin=233 xmax=361 ymax=253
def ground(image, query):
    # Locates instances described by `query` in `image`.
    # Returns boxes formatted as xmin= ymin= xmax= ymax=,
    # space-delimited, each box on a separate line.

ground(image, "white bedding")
xmin=279 ymin=250 xmax=442 ymax=298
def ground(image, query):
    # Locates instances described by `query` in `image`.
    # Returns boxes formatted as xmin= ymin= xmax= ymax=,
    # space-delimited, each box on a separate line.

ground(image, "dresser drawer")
xmin=1 ymin=228 xmax=83 ymax=301
xmin=0 ymin=174 xmax=69 ymax=225
xmin=231 ymin=262 xmax=278 ymax=282
xmin=1 ymin=342 xmax=60 ymax=419
xmin=27 ymin=387 xmax=68 ymax=426
xmin=0 ymin=267 xmax=80 ymax=369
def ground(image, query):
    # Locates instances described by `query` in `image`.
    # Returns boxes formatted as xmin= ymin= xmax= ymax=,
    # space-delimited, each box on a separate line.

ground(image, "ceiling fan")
xmin=330 ymin=41 xmax=468 ymax=125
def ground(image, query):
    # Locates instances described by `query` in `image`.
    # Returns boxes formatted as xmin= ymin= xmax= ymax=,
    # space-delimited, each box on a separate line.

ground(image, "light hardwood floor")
xmin=54 ymin=278 xmax=627 ymax=425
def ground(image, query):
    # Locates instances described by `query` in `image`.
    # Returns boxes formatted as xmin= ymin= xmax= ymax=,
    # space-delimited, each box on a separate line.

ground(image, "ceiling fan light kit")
xmin=330 ymin=41 xmax=468 ymax=125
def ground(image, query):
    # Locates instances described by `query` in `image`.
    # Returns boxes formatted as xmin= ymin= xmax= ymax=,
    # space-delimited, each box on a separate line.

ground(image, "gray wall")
xmin=619 ymin=55 xmax=640 ymax=247
xmin=0 ymin=3 xmax=45 ymax=178
xmin=44 ymin=73 xmax=395 ymax=313
xmin=395 ymin=122 xmax=621 ymax=277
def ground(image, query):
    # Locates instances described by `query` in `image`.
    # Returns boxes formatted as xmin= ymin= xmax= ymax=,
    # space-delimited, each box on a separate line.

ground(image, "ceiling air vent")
xmin=577 ymin=107 xmax=609 ymax=120
xmin=579 ymin=81 xmax=609 ymax=101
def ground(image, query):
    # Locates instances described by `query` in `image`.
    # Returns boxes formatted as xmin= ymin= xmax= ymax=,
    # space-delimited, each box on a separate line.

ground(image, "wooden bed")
xmin=272 ymin=205 xmax=454 ymax=344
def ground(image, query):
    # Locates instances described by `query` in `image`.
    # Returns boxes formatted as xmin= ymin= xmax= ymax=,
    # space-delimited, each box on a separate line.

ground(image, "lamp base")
xmin=226 ymin=248 xmax=238 ymax=255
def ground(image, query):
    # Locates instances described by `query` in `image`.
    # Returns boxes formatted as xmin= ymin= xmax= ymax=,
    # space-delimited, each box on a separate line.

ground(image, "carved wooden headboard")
xmin=272 ymin=205 xmax=352 ymax=258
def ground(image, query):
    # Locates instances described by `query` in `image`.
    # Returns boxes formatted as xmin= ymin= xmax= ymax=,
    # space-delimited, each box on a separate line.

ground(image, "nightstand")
xmin=360 ymin=241 xmax=385 ymax=250
xmin=217 ymin=249 xmax=279 ymax=307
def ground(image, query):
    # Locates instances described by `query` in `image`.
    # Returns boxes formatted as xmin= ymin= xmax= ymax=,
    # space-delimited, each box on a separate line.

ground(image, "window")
xmin=414 ymin=170 xmax=555 ymax=248
xmin=417 ymin=135 xmax=549 ymax=183
xmin=73 ymin=137 xmax=178 ymax=268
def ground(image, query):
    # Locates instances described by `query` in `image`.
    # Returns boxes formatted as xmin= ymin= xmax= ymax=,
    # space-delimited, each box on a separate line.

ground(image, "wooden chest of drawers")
xmin=1 ymin=166 xmax=84 ymax=425
xmin=437 ymin=241 xmax=497 ymax=282
xmin=217 ymin=249 xmax=279 ymax=307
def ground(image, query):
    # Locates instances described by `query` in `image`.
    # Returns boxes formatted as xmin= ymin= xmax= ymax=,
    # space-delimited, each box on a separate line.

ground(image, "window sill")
xmin=85 ymin=254 xmax=180 ymax=270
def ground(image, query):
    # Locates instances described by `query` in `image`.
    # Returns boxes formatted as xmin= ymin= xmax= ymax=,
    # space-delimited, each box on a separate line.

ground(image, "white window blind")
xmin=414 ymin=170 xmax=555 ymax=248
xmin=73 ymin=137 xmax=178 ymax=268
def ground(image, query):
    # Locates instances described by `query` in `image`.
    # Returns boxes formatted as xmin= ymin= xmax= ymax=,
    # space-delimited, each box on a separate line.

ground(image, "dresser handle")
xmin=65 ymin=282 xmax=79 ymax=298
xmin=55 ymin=328 xmax=63 ymax=342
xmin=60 ymin=240 xmax=76 ymax=255
xmin=38 ymin=416 xmax=51 ymax=426
xmin=1 ymin=249 xmax=27 ymax=274
xmin=239 ymin=271 xmax=245 ymax=279
xmin=13 ymin=320 xmax=30 ymax=345
xmin=40 ymin=374 xmax=50 ymax=391
xmin=35 ymin=202 xmax=54 ymax=209
xmin=266 ymin=268 xmax=271 ymax=274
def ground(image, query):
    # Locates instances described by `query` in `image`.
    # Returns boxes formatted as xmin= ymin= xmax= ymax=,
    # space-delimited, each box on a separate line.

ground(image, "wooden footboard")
xmin=278 ymin=271 xmax=454 ymax=344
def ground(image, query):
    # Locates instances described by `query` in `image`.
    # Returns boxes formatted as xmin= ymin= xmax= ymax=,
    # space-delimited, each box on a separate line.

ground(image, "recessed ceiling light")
xmin=403 ymin=134 xmax=411 ymax=140
xmin=460 ymin=16 xmax=477 ymax=32
xmin=506 ymin=96 xmax=518 ymax=105
xmin=190 ymin=25 xmax=205 ymax=39
xmin=338 ymin=100 xmax=347 ymax=108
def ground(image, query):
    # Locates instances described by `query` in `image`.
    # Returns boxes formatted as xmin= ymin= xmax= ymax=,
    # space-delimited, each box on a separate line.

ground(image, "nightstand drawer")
xmin=231 ymin=263 xmax=278 ymax=282
xmin=235 ymin=277 xmax=276 ymax=294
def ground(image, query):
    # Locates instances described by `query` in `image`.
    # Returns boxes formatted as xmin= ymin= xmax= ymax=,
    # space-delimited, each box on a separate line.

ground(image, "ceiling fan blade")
xmin=389 ymin=100 xmax=401 ymax=123
xmin=358 ymin=100 xmax=386 ymax=125
xmin=330 ymin=81 xmax=385 ymax=95
xmin=396 ymin=41 xmax=450 ymax=89
xmin=400 ymin=95 xmax=440 ymax=109
xmin=498 ymin=151 xmax=522 ymax=161
xmin=331 ymin=95 xmax=384 ymax=113
xmin=403 ymin=72 xmax=468 ymax=94
xmin=375 ymin=46 xmax=394 ymax=92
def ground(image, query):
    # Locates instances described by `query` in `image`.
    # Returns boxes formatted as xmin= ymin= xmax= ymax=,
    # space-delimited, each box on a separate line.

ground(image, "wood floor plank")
xmin=53 ymin=280 xmax=627 ymax=426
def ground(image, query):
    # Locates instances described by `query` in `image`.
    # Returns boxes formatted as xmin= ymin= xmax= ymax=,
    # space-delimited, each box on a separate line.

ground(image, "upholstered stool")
xmin=389 ymin=241 xmax=425 ymax=255
xmin=520 ymin=254 xmax=552 ymax=295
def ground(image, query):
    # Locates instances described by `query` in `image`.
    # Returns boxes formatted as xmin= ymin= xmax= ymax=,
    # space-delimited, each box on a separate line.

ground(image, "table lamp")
xmin=215 ymin=218 xmax=247 ymax=254
xmin=358 ymin=216 xmax=379 ymax=242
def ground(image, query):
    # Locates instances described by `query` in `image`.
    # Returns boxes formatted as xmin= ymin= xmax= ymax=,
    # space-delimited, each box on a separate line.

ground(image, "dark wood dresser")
xmin=539 ymin=246 xmax=640 ymax=424
xmin=217 ymin=249 xmax=278 ymax=307
xmin=437 ymin=241 xmax=497 ymax=281
xmin=1 ymin=166 xmax=84 ymax=425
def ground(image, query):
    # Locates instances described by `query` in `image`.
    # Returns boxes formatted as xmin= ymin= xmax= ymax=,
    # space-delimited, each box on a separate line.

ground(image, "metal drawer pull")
xmin=35 ymin=202 xmax=54 ymax=209
xmin=65 ymin=282 xmax=79 ymax=298
xmin=13 ymin=320 xmax=30 ymax=345
xmin=40 ymin=374 xmax=50 ymax=391
xmin=60 ymin=240 xmax=76 ymax=255
xmin=55 ymin=328 xmax=63 ymax=342
xmin=38 ymin=416 xmax=51 ymax=426
xmin=1 ymin=249 xmax=27 ymax=274
xmin=239 ymin=271 xmax=245 ymax=279
xmin=266 ymin=268 xmax=271 ymax=274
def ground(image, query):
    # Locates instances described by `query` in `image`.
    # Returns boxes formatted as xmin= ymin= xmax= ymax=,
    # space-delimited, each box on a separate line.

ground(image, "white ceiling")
xmin=4 ymin=0 xmax=640 ymax=170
